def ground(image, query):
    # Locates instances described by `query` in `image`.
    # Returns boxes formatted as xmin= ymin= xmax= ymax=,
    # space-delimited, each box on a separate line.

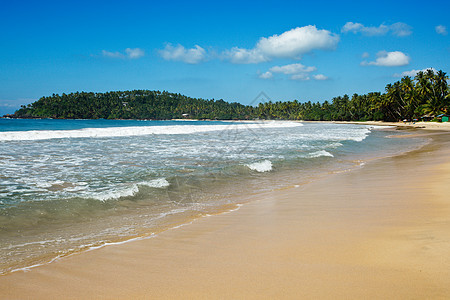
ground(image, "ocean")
xmin=0 ymin=119 xmax=427 ymax=274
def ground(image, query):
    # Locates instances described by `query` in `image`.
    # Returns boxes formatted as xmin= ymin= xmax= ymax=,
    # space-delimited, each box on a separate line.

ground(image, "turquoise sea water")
xmin=0 ymin=119 xmax=427 ymax=274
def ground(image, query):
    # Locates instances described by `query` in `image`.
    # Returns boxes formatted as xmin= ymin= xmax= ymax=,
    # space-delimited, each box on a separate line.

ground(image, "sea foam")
xmin=93 ymin=185 xmax=140 ymax=202
xmin=0 ymin=121 xmax=303 ymax=141
xmin=91 ymin=178 xmax=169 ymax=202
xmin=308 ymin=150 xmax=334 ymax=158
xmin=139 ymin=178 xmax=170 ymax=188
xmin=246 ymin=160 xmax=273 ymax=172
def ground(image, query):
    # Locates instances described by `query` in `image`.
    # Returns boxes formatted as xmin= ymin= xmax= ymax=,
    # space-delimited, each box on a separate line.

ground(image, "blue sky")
xmin=1 ymin=0 xmax=449 ymax=115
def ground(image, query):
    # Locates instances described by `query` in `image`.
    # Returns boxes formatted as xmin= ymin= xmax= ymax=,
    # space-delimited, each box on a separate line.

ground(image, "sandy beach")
xmin=1 ymin=127 xmax=450 ymax=299
xmin=333 ymin=120 xmax=450 ymax=131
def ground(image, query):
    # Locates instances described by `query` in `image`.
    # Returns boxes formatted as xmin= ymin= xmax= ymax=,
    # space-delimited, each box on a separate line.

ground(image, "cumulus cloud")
xmin=102 ymin=48 xmax=145 ymax=59
xmin=313 ymin=74 xmax=328 ymax=80
xmin=102 ymin=50 xmax=124 ymax=59
xmin=225 ymin=47 xmax=268 ymax=64
xmin=435 ymin=25 xmax=448 ymax=35
xmin=125 ymin=48 xmax=145 ymax=59
xmin=361 ymin=51 xmax=410 ymax=67
xmin=342 ymin=22 xmax=412 ymax=37
xmin=225 ymin=25 xmax=339 ymax=64
xmin=159 ymin=44 xmax=207 ymax=64
xmin=389 ymin=22 xmax=413 ymax=37
xmin=393 ymin=68 xmax=437 ymax=77
xmin=290 ymin=73 xmax=328 ymax=81
xmin=342 ymin=22 xmax=388 ymax=36
xmin=0 ymin=99 xmax=35 ymax=115
xmin=269 ymin=63 xmax=316 ymax=74
xmin=260 ymin=63 xmax=326 ymax=81
xmin=259 ymin=71 xmax=273 ymax=79
xmin=257 ymin=26 xmax=339 ymax=58
xmin=158 ymin=26 xmax=338 ymax=65
xmin=0 ymin=100 xmax=23 ymax=108
xmin=291 ymin=73 xmax=310 ymax=81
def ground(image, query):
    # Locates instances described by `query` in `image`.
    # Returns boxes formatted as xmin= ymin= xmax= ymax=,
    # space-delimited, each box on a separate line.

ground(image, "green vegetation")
xmin=9 ymin=69 xmax=449 ymax=121
xmin=11 ymin=90 xmax=252 ymax=120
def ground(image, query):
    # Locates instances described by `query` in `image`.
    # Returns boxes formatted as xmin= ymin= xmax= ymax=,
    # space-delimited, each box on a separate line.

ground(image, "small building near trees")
xmin=437 ymin=114 xmax=449 ymax=122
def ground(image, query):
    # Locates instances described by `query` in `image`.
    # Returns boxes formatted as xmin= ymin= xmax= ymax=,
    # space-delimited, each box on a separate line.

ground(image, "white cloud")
xmin=291 ymin=73 xmax=310 ymax=81
xmin=225 ymin=25 xmax=339 ymax=64
xmin=341 ymin=22 xmax=364 ymax=33
xmin=260 ymin=63 xmax=327 ymax=81
xmin=159 ymin=44 xmax=206 ymax=64
xmin=269 ymin=63 xmax=316 ymax=74
xmin=342 ymin=22 xmax=412 ymax=37
xmin=102 ymin=50 xmax=125 ymax=59
xmin=257 ymin=26 xmax=339 ymax=58
xmin=361 ymin=51 xmax=410 ymax=67
xmin=361 ymin=52 xmax=370 ymax=58
xmin=393 ymin=68 xmax=437 ymax=77
xmin=225 ymin=47 xmax=268 ymax=64
xmin=342 ymin=22 xmax=388 ymax=36
xmin=125 ymin=48 xmax=145 ymax=59
xmin=389 ymin=22 xmax=413 ymax=37
xmin=259 ymin=71 xmax=273 ymax=79
xmin=158 ymin=25 xmax=338 ymax=65
xmin=435 ymin=25 xmax=448 ymax=35
xmin=0 ymin=100 xmax=23 ymax=108
xmin=102 ymin=48 xmax=145 ymax=59
xmin=313 ymin=74 xmax=328 ymax=80
xmin=0 ymin=99 xmax=35 ymax=115
xmin=291 ymin=73 xmax=328 ymax=81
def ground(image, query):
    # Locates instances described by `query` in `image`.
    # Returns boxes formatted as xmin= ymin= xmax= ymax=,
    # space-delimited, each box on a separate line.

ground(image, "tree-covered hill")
xmin=7 ymin=69 xmax=450 ymax=121
xmin=10 ymin=90 xmax=253 ymax=120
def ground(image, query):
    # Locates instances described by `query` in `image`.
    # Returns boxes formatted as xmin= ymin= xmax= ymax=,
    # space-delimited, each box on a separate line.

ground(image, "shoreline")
xmin=3 ymin=116 xmax=450 ymax=131
xmin=0 ymin=121 xmax=396 ymax=275
xmin=330 ymin=120 xmax=450 ymax=130
xmin=1 ymin=130 xmax=450 ymax=298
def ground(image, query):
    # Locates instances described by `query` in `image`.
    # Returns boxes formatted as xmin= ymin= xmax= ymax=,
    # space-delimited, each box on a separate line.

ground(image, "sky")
xmin=1 ymin=0 xmax=450 ymax=115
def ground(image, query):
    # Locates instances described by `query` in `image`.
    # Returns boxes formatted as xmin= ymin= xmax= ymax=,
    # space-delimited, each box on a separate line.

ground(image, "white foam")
xmin=93 ymin=184 xmax=139 ymax=202
xmin=65 ymin=185 xmax=88 ymax=192
xmin=139 ymin=178 xmax=170 ymax=188
xmin=34 ymin=181 xmax=53 ymax=189
xmin=246 ymin=160 xmax=273 ymax=172
xmin=326 ymin=142 xmax=343 ymax=148
xmin=0 ymin=121 xmax=303 ymax=141
xmin=308 ymin=150 xmax=334 ymax=158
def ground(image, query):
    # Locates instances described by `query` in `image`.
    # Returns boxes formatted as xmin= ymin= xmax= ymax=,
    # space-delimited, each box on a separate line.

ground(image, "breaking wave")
xmin=246 ymin=160 xmax=273 ymax=172
xmin=92 ymin=178 xmax=170 ymax=202
xmin=0 ymin=121 xmax=303 ymax=141
xmin=308 ymin=150 xmax=334 ymax=158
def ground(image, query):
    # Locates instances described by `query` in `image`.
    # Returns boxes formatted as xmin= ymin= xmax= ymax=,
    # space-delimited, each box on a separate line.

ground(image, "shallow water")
xmin=0 ymin=119 xmax=427 ymax=274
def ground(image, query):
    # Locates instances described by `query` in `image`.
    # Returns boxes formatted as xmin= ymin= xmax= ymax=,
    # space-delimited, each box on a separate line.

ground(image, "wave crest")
xmin=139 ymin=178 xmax=170 ymax=188
xmin=246 ymin=160 xmax=273 ymax=172
xmin=93 ymin=185 xmax=139 ymax=202
xmin=308 ymin=150 xmax=334 ymax=158
xmin=0 ymin=121 xmax=303 ymax=141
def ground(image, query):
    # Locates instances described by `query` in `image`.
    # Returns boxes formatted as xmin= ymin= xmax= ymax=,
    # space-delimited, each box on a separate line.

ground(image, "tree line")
xmin=8 ymin=69 xmax=449 ymax=121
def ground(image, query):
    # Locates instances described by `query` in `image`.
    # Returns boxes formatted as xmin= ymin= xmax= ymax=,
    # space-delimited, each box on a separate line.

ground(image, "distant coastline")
xmin=4 ymin=69 xmax=449 ymax=123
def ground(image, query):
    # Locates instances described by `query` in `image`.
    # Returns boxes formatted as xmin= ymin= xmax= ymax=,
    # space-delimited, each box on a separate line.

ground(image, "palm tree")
xmin=400 ymin=76 xmax=418 ymax=119
xmin=383 ymin=83 xmax=403 ymax=121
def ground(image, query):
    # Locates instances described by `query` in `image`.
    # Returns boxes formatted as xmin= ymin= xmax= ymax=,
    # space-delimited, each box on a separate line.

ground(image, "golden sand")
xmin=333 ymin=120 xmax=450 ymax=130
xmin=1 ymin=131 xmax=450 ymax=299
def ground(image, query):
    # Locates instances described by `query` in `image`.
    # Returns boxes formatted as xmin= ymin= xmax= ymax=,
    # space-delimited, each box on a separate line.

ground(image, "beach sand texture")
xmin=333 ymin=120 xmax=450 ymax=131
xmin=1 ymin=130 xmax=450 ymax=299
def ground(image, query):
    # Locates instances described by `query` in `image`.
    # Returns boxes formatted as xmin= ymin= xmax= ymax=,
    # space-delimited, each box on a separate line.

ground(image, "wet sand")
xmin=333 ymin=120 xmax=450 ymax=130
xmin=1 ymin=131 xmax=450 ymax=299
